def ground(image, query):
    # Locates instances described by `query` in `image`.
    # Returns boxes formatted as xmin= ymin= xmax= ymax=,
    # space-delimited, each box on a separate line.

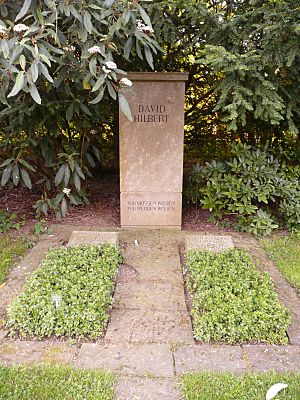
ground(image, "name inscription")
xmin=128 ymin=200 xmax=175 ymax=212
xmin=134 ymin=104 xmax=169 ymax=123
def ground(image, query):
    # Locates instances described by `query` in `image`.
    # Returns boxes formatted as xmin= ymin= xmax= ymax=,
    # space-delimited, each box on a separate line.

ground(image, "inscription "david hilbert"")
xmin=128 ymin=200 xmax=175 ymax=212
xmin=133 ymin=104 xmax=169 ymax=123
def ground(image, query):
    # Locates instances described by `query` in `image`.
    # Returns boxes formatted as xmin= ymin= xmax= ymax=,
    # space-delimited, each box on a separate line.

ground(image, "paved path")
xmin=1 ymin=227 xmax=300 ymax=400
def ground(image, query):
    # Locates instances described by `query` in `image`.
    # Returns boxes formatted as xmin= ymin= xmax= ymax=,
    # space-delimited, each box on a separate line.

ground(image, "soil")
xmin=0 ymin=173 xmax=235 ymax=232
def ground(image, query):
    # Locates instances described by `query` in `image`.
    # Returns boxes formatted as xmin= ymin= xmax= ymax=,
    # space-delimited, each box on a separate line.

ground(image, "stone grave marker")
xmin=119 ymin=72 xmax=189 ymax=229
xmin=68 ymin=231 xmax=118 ymax=246
xmin=186 ymin=235 xmax=234 ymax=253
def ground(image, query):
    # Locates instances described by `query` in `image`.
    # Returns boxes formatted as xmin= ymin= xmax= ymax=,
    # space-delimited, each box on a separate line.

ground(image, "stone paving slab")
xmin=68 ymin=231 xmax=118 ymax=246
xmin=117 ymin=263 xmax=183 ymax=286
xmin=113 ymin=281 xmax=187 ymax=311
xmin=76 ymin=343 xmax=174 ymax=377
xmin=0 ymin=340 xmax=78 ymax=366
xmin=174 ymin=344 xmax=246 ymax=374
xmin=105 ymin=309 xmax=194 ymax=344
xmin=243 ymin=345 xmax=300 ymax=372
xmin=115 ymin=377 xmax=180 ymax=400
xmin=186 ymin=234 xmax=234 ymax=252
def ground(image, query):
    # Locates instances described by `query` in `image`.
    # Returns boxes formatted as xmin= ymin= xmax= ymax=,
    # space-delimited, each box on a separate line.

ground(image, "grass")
xmin=0 ymin=235 xmax=27 ymax=284
xmin=6 ymin=244 xmax=123 ymax=339
xmin=181 ymin=371 xmax=300 ymax=400
xmin=186 ymin=249 xmax=290 ymax=344
xmin=261 ymin=234 xmax=300 ymax=293
xmin=0 ymin=364 xmax=115 ymax=400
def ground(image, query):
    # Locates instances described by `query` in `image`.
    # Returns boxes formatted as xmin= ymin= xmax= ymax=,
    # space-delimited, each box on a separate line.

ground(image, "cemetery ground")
xmin=0 ymin=219 xmax=300 ymax=399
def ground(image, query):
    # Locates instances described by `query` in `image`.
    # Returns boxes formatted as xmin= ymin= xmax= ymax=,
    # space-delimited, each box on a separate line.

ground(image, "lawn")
xmin=181 ymin=371 xmax=300 ymax=400
xmin=186 ymin=249 xmax=290 ymax=344
xmin=0 ymin=235 xmax=27 ymax=284
xmin=0 ymin=365 xmax=115 ymax=400
xmin=6 ymin=244 xmax=123 ymax=339
xmin=261 ymin=234 xmax=300 ymax=293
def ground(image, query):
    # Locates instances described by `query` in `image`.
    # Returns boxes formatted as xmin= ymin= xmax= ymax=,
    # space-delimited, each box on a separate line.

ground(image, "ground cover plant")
xmin=181 ymin=371 xmax=300 ymax=400
xmin=6 ymin=243 xmax=123 ymax=338
xmin=0 ymin=235 xmax=27 ymax=284
xmin=186 ymin=249 xmax=290 ymax=344
xmin=0 ymin=364 xmax=114 ymax=400
xmin=187 ymin=143 xmax=300 ymax=235
xmin=261 ymin=234 xmax=300 ymax=294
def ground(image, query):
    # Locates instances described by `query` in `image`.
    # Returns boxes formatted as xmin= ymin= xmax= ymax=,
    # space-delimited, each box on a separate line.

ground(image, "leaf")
xmin=19 ymin=54 xmax=26 ymax=70
xmin=86 ymin=153 xmax=95 ymax=168
xmin=8 ymin=71 xmax=25 ymax=98
xmin=55 ymin=164 xmax=65 ymax=186
xmin=83 ymin=11 xmax=93 ymax=34
xmin=75 ymin=164 xmax=85 ymax=179
xmin=19 ymin=158 xmax=36 ymax=172
xmin=119 ymin=93 xmax=133 ymax=121
xmin=0 ymin=158 xmax=13 ymax=168
xmin=61 ymin=196 xmax=68 ymax=217
xmin=137 ymin=5 xmax=152 ymax=27
xmin=266 ymin=383 xmax=288 ymax=400
xmin=64 ymin=164 xmax=70 ymax=186
xmin=66 ymin=103 xmax=74 ymax=121
xmin=89 ymin=87 xmax=104 ymax=104
xmin=30 ymin=63 xmax=39 ymax=83
xmin=12 ymin=164 xmax=20 ymax=186
xmin=1 ymin=164 xmax=13 ymax=186
xmin=124 ymin=36 xmax=132 ymax=60
xmin=20 ymin=167 xmax=32 ymax=189
xmin=40 ymin=63 xmax=53 ymax=83
xmin=15 ymin=0 xmax=32 ymax=21
xmin=107 ymin=81 xmax=117 ymax=100
xmin=80 ymin=103 xmax=92 ymax=116
xmin=144 ymin=44 xmax=154 ymax=69
xmin=103 ymin=0 xmax=117 ymax=7
xmin=73 ymin=172 xmax=81 ymax=192
xmin=29 ymin=84 xmax=41 ymax=104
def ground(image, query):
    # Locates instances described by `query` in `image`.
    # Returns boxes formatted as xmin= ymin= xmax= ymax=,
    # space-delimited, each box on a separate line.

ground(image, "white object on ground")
xmin=266 ymin=383 xmax=288 ymax=400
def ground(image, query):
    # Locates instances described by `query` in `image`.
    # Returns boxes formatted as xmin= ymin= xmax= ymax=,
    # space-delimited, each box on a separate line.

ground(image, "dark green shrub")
xmin=187 ymin=143 xmax=300 ymax=235
xmin=6 ymin=244 xmax=123 ymax=339
xmin=186 ymin=249 xmax=290 ymax=344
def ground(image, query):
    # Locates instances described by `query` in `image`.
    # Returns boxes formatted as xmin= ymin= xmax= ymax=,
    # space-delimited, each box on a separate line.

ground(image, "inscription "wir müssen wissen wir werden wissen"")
xmin=133 ymin=104 xmax=169 ymax=123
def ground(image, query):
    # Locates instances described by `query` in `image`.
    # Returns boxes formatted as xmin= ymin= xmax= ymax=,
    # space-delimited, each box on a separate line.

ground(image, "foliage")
xmin=187 ymin=143 xmax=300 ymax=235
xmin=261 ymin=234 xmax=300 ymax=293
xmin=0 ymin=235 xmax=27 ymax=284
xmin=186 ymin=249 xmax=290 ymax=344
xmin=0 ymin=0 xmax=159 ymax=218
xmin=142 ymin=0 xmax=300 ymax=159
xmin=181 ymin=371 xmax=300 ymax=400
xmin=0 ymin=364 xmax=115 ymax=400
xmin=6 ymin=243 xmax=123 ymax=338
xmin=0 ymin=209 xmax=25 ymax=233
xmin=32 ymin=219 xmax=51 ymax=235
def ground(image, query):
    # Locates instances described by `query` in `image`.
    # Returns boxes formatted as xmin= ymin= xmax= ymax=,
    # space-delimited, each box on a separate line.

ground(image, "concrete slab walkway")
xmin=1 ymin=227 xmax=300 ymax=400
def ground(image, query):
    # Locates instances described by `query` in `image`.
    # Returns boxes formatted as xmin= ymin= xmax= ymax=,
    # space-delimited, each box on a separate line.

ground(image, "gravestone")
xmin=186 ymin=235 xmax=234 ymax=253
xmin=119 ymin=72 xmax=188 ymax=228
xmin=68 ymin=231 xmax=118 ymax=246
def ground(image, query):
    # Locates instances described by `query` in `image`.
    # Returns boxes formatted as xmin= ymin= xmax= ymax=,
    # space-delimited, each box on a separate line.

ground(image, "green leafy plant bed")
xmin=181 ymin=371 xmax=300 ymax=400
xmin=0 ymin=236 xmax=27 ymax=284
xmin=186 ymin=249 xmax=290 ymax=344
xmin=261 ymin=234 xmax=300 ymax=293
xmin=6 ymin=244 xmax=123 ymax=339
xmin=0 ymin=365 xmax=115 ymax=400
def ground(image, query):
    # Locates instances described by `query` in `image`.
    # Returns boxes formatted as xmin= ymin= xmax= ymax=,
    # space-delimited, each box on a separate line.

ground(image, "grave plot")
xmin=6 ymin=243 xmax=123 ymax=339
xmin=184 ymin=235 xmax=290 ymax=344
